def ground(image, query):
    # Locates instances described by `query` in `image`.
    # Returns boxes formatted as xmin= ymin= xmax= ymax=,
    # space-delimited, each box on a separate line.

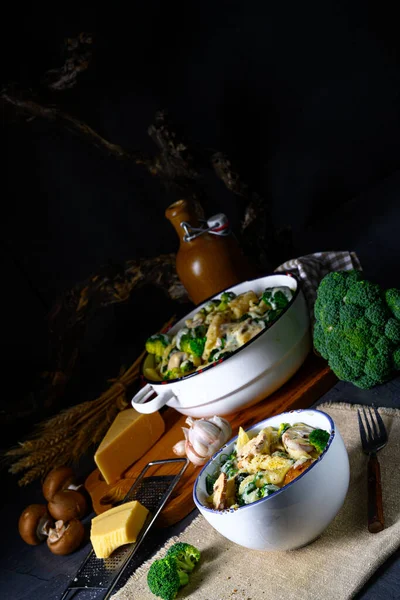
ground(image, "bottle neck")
xmin=165 ymin=199 xmax=201 ymax=245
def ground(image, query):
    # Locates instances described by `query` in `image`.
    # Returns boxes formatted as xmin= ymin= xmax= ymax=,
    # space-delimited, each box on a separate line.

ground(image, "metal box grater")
xmin=60 ymin=457 xmax=189 ymax=600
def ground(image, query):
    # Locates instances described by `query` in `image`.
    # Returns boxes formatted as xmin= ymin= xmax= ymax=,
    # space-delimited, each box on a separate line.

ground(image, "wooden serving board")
xmin=85 ymin=354 xmax=336 ymax=527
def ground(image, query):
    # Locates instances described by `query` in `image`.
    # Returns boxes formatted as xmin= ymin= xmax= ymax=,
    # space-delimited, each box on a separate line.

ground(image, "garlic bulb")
xmin=172 ymin=440 xmax=186 ymax=457
xmin=172 ymin=416 xmax=232 ymax=466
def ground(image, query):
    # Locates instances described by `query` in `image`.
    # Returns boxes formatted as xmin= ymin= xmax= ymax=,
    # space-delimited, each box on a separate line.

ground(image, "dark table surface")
xmin=1 ymin=375 xmax=400 ymax=600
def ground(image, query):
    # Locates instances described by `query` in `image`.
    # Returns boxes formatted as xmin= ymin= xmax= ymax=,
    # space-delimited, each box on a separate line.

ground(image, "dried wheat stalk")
xmin=3 ymin=318 xmax=174 ymax=485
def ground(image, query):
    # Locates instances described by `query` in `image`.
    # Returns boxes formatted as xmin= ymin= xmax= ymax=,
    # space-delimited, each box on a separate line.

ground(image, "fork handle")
xmin=367 ymin=454 xmax=384 ymax=533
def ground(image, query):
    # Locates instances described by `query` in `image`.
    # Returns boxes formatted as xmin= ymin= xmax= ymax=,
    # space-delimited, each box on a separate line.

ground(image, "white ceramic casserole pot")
xmin=193 ymin=409 xmax=350 ymax=551
xmin=131 ymin=273 xmax=311 ymax=418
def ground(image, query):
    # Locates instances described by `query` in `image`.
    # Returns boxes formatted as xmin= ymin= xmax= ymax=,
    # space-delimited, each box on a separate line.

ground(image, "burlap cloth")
xmin=112 ymin=403 xmax=400 ymax=600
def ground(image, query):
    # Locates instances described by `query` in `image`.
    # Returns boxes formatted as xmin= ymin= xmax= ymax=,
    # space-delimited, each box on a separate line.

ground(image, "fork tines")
xmin=357 ymin=404 xmax=388 ymax=454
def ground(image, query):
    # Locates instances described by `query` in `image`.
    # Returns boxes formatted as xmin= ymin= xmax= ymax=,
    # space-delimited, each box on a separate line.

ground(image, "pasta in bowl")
xmin=144 ymin=285 xmax=294 ymax=382
xmin=206 ymin=421 xmax=330 ymax=510
xmin=193 ymin=409 xmax=350 ymax=551
xmin=131 ymin=273 xmax=311 ymax=418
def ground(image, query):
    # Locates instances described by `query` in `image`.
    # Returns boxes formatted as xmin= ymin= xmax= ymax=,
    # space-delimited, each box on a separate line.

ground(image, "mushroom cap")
xmin=42 ymin=466 xmax=75 ymax=502
xmin=18 ymin=504 xmax=52 ymax=546
xmin=47 ymin=519 xmax=85 ymax=555
xmin=48 ymin=489 xmax=88 ymax=521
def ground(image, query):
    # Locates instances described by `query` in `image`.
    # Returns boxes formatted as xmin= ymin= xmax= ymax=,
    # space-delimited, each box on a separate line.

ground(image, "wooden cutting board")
xmin=85 ymin=354 xmax=336 ymax=527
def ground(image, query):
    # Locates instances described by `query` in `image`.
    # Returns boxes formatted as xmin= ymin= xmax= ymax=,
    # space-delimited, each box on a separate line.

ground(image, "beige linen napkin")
xmin=112 ymin=403 xmax=400 ymax=600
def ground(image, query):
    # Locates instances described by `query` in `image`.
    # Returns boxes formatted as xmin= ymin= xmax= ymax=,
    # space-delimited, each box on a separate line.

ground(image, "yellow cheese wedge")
xmin=91 ymin=500 xmax=149 ymax=558
xmin=94 ymin=408 xmax=165 ymax=484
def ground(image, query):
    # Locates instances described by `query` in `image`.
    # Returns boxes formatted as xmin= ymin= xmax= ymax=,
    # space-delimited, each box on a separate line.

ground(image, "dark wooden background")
xmin=2 ymin=1 xmax=400 ymax=447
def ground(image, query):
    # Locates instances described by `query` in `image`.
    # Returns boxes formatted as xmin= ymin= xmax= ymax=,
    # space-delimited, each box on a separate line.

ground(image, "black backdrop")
xmin=3 ymin=1 xmax=400 ymax=443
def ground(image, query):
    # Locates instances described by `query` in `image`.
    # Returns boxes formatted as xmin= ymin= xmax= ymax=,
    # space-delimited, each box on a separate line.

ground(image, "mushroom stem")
xmin=47 ymin=519 xmax=85 ymax=555
xmin=48 ymin=520 xmax=67 ymax=543
xmin=38 ymin=516 xmax=53 ymax=538
xmin=67 ymin=483 xmax=82 ymax=492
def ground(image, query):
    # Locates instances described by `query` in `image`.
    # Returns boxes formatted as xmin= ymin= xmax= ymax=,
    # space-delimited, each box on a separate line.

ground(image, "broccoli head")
xmin=179 ymin=325 xmax=207 ymax=358
xmin=204 ymin=299 xmax=220 ymax=313
xmin=313 ymin=270 xmax=400 ymax=388
xmin=146 ymin=334 xmax=170 ymax=358
xmin=180 ymin=360 xmax=195 ymax=374
xmin=147 ymin=557 xmax=189 ymax=600
xmin=164 ymin=367 xmax=184 ymax=380
xmin=273 ymin=289 xmax=292 ymax=309
xmin=166 ymin=542 xmax=201 ymax=573
xmin=309 ymin=429 xmax=330 ymax=453
xmin=386 ymin=288 xmax=400 ymax=320
xmin=220 ymin=291 xmax=236 ymax=303
xmin=217 ymin=290 xmax=236 ymax=311
xmin=262 ymin=287 xmax=292 ymax=310
xmin=393 ymin=347 xmax=400 ymax=370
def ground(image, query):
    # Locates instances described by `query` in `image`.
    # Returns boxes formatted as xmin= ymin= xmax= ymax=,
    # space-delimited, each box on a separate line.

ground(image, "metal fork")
xmin=357 ymin=405 xmax=388 ymax=533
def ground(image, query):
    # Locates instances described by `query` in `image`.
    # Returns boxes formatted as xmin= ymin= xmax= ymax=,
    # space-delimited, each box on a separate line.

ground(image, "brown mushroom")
xmin=48 ymin=489 xmax=88 ymax=521
xmin=47 ymin=519 xmax=85 ymax=555
xmin=42 ymin=467 xmax=78 ymax=502
xmin=18 ymin=504 xmax=53 ymax=546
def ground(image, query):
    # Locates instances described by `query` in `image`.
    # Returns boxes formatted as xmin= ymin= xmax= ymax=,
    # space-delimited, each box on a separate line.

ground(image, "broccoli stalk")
xmin=309 ymin=429 xmax=330 ymax=453
xmin=147 ymin=557 xmax=189 ymax=600
xmin=166 ymin=542 xmax=201 ymax=573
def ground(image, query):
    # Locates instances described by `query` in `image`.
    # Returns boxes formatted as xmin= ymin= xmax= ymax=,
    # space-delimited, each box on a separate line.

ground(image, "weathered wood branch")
xmin=1 ymin=85 xmax=153 ymax=165
xmin=40 ymin=253 xmax=187 ymax=413
xmin=41 ymin=32 xmax=94 ymax=91
xmin=48 ymin=253 xmax=187 ymax=373
xmin=2 ymin=31 xmax=294 ymax=426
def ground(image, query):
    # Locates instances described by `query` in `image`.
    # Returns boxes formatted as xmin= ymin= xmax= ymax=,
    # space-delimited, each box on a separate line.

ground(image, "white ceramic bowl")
xmin=131 ymin=273 xmax=311 ymax=418
xmin=193 ymin=409 xmax=350 ymax=551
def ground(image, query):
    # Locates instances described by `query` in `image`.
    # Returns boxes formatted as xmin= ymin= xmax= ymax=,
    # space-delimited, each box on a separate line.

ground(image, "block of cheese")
xmin=94 ymin=408 xmax=165 ymax=484
xmin=91 ymin=500 xmax=149 ymax=558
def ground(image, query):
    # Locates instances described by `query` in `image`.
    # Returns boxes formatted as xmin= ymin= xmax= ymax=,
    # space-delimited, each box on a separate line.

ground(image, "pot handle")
xmin=131 ymin=383 xmax=176 ymax=414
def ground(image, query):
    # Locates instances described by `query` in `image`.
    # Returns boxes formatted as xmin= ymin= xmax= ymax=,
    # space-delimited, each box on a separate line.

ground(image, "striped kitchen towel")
xmin=276 ymin=250 xmax=362 ymax=317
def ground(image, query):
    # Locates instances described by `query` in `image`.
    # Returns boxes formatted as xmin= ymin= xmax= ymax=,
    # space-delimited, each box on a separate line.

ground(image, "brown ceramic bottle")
xmin=165 ymin=199 xmax=256 ymax=304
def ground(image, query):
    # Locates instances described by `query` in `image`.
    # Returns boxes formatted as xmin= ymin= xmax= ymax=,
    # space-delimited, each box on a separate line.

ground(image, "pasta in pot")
xmin=144 ymin=285 xmax=294 ymax=381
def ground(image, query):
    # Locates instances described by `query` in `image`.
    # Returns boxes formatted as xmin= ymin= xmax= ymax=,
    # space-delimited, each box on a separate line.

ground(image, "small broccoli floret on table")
xmin=309 ymin=429 xmax=330 ymax=453
xmin=166 ymin=542 xmax=201 ymax=573
xmin=147 ymin=557 xmax=189 ymax=600
xmin=313 ymin=270 xmax=400 ymax=389
xmin=145 ymin=334 xmax=170 ymax=358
